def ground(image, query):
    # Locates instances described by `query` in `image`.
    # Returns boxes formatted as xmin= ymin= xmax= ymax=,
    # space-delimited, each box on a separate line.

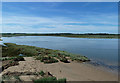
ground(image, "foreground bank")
xmin=1 ymin=43 xmax=89 ymax=82
xmin=0 ymin=43 xmax=118 ymax=82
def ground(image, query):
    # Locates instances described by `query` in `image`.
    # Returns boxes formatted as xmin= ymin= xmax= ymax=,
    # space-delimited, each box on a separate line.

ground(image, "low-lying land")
xmin=2 ymin=33 xmax=119 ymax=39
xmin=0 ymin=43 xmax=118 ymax=82
xmin=1 ymin=43 xmax=90 ymax=82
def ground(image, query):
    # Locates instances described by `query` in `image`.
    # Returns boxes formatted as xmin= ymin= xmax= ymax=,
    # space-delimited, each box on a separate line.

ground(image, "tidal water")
xmin=2 ymin=36 xmax=118 ymax=74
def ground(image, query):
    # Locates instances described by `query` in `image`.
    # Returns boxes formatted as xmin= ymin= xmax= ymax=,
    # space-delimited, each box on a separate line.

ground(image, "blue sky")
xmin=2 ymin=2 xmax=118 ymax=33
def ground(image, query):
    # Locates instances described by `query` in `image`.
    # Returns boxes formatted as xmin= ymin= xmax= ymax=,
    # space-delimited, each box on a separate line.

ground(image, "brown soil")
xmin=3 ymin=71 xmax=53 ymax=77
xmin=2 ymin=60 xmax=19 ymax=71
xmin=2 ymin=71 xmax=54 ymax=82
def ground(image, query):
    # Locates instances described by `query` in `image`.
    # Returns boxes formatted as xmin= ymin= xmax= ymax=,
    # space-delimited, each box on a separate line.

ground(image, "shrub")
xmin=70 ymin=56 xmax=90 ymax=62
xmin=39 ymin=71 xmax=45 ymax=76
xmin=42 ymin=57 xmax=58 ymax=63
xmin=36 ymin=56 xmax=58 ymax=63
xmin=9 ymin=61 xmax=15 ymax=63
xmin=48 ymin=54 xmax=57 ymax=57
xmin=14 ymin=56 xmax=25 ymax=61
xmin=57 ymin=54 xmax=69 ymax=63
xmin=14 ymin=75 xmax=21 ymax=81
xmin=59 ymin=58 xmax=69 ymax=63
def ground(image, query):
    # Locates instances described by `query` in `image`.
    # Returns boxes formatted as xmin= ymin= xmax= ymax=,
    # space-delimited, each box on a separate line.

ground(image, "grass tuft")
xmin=34 ymin=77 xmax=66 ymax=83
xmin=39 ymin=71 xmax=45 ymax=76
xmin=36 ymin=56 xmax=58 ymax=63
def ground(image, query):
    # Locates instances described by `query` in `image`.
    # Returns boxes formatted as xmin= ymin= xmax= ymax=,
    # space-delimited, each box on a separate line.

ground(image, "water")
xmin=2 ymin=36 xmax=118 ymax=73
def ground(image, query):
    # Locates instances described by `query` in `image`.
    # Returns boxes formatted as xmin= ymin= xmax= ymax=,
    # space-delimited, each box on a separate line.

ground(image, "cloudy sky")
xmin=2 ymin=2 xmax=118 ymax=33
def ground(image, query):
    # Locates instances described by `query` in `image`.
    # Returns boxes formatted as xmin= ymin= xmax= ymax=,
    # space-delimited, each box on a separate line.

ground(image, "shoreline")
xmin=1 ymin=43 xmax=118 ymax=81
xmin=1 ymin=57 xmax=118 ymax=81
xmin=1 ymin=42 xmax=118 ymax=74
xmin=84 ymin=62 xmax=118 ymax=76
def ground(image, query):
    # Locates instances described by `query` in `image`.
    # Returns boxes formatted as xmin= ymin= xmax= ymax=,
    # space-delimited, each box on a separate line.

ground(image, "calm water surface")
xmin=2 ymin=36 xmax=118 ymax=73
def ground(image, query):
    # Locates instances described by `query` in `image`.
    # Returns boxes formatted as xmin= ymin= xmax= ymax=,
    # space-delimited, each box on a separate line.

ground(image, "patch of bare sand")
xmin=1 ymin=57 xmax=118 ymax=81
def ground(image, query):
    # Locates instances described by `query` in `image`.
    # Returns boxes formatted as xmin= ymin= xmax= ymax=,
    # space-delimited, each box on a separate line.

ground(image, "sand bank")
xmin=1 ymin=57 xmax=118 ymax=81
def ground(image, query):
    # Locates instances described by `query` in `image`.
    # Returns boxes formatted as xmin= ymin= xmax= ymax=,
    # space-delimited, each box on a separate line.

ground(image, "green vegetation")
xmin=2 ymin=43 xmax=69 ymax=82
xmin=2 ymin=33 xmax=119 ymax=39
xmin=2 ymin=71 xmax=66 ymax=83
xmin=36 ymin=56 xmax=58 ymax=63
xmin=0 ymin=56 xmax=24 ymax=61
xmin=2 ymin=43 xmax=38 ymax=57
xmin=70 ymin=55 xmax=90 ymax=62
xmin=39 ymin=71 xmax=45 ymax=76
xmin=2 ymin=56 xmax=24 ymax=71
xmin=2 ymin=75 xmax=11 ymax=81
xmin=56 ymin=54 xmax=69 ymax=63
xmin=9 ymin=60 xmax=15 ymax=64
xmin=2 ymin=43 xmax=89 ymax=82
xmin=13 ymin=56 xmax=25 ymax=61
xmin=14 ymin=75 xmax=21 ymax=81
xmin=2 ymin=43 xmax=90 ymax=63
xmin=0 ymin=57 xmax=16 ymax=61
xmin=34 ymin=77 xmax=66 ymax=83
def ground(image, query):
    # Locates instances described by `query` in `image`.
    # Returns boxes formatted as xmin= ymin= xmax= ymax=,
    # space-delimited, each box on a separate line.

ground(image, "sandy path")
xmin=1 ymin=57 xmax=118 ymax=81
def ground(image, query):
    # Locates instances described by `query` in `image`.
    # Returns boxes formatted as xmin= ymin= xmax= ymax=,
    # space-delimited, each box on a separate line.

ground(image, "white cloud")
xmin=3 ymin=14 xmax=117 ymax=25
xmin=3 ymin=16 xmax=88 ymax=26
xmin=2 ymin=22 xmax=118 ymax=33
xmin=2 ymin=14 xmax=118 ymax=33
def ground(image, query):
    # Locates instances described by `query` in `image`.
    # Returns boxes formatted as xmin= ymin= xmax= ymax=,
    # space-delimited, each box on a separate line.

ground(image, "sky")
xmin=2 ymin=2 xmax=118 ymax=33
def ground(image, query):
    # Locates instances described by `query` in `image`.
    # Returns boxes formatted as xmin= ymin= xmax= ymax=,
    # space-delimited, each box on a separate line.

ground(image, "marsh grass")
xmin=34 ymin=77 xmax=66 ymax=83
xmin=2 ymin=43 xmax=38 ymax=57
xmin=36 ymin=56 xmax=58 ymax=63
xmin=2 ymin=43 xmax=90 ymax=63
xmin=70 ymin=55 xmax=90 ymax=62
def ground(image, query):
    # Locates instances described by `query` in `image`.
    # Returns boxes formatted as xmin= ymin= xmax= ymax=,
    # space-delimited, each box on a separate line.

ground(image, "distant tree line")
xmin=2 ymin=33 xmax=119 ymax=35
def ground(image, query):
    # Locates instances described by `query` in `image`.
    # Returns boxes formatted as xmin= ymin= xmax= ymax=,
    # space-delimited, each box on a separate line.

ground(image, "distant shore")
xmin=2 ymin=33 xmax=119 ymax=39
